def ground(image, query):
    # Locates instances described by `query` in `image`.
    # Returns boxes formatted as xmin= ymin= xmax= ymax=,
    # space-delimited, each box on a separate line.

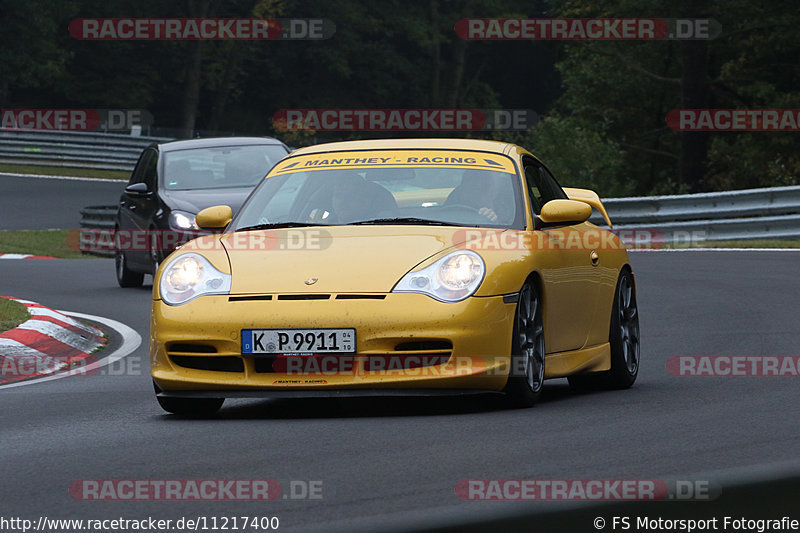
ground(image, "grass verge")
xmin=0 ymin=297 xmax=30 ymax=333
xmin=0 ymin=163 xmax=129 ymax=180
xmin=0 ymin=230 xmax=88 ymax=258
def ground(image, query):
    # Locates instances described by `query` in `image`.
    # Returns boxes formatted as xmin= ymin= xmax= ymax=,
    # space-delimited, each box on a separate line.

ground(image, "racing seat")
xmin=360 ymin=181 xmax=398 ymax=219
xmin=444 ymin=169 xmax=491 ymax=208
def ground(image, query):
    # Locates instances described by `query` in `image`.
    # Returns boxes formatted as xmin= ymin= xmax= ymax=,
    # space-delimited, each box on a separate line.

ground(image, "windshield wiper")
xmin=348 ymin=217 xmax=468 ymax=226
xmin=235 ymin=222 xmax=321 ymax=232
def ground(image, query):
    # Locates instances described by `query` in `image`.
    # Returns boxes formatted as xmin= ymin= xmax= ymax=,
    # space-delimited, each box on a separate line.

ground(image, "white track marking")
xmin=0 ymin=311 xmax=142 ymax=390
xmin=0 ymin=171 xmax=122 ymax=183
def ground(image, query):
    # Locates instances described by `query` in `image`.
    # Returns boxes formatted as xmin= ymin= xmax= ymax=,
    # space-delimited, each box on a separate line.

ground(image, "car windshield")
xmin=162 ymin=144 xmax=287 ymax=190
xmin=231 ymin=150 xmax=524 ymax=230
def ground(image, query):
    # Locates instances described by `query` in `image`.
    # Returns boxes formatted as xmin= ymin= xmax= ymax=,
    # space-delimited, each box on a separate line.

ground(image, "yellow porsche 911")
xmin=150 ymin=139 xmax=640 ymax=414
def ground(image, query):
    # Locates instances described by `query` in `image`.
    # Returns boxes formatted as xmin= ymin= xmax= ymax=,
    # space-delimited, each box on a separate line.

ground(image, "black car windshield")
xmin=231 ymin=153 xmax=525 ymax=230
xmin=163 ymin=144 xmax=288 ymax=190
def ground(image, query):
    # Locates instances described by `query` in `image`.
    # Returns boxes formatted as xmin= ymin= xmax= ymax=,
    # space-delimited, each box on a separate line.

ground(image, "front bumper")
xmin=151 ymin=293 xmax=516 ymax=393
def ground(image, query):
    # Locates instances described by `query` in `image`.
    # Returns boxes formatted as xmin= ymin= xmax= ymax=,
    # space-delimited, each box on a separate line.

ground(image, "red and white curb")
xmin=0 ymin=296 xmax=106 ymax=383
xmin=0 ymin=253 xmax=57 ymax=259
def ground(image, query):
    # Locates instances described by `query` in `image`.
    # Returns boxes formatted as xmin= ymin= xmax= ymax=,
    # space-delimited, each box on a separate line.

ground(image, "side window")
xmin=523 ymin=165 xmax=543 ymax=214
xmin=538 ymin=164 xmax=568 ymax=201
xmin=129 ymin=149 xmax=156 ymax=187
xmin=523 ymin=158 xmax=567 ymax=215
xmin=141 ymin=149 xmax=158 ymax=191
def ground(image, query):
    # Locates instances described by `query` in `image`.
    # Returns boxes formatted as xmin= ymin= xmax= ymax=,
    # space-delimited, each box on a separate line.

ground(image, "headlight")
xmin=392 ymin=250 xmax=485 ymax=302
xmin=169 ymin=210 xmax=198 ymax=231
xmin=159 ymin=253 xmax=231 ymax=305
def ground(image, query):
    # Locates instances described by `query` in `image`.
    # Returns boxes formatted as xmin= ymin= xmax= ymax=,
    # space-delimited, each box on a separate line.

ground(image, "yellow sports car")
xmin=150 ymin=139 xmax=640 ymax=414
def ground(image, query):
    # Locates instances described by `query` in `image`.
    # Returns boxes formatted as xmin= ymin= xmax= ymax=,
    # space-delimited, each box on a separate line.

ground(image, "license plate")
xmin=242 ymin=328 xmax=356 ymax=354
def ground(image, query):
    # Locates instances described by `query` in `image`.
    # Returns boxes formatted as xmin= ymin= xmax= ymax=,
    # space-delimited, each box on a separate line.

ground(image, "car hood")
xmin=220 ymin=226 xmax=472 ymax=294
xmin=161 ymin=187 xmax=253 ymax=215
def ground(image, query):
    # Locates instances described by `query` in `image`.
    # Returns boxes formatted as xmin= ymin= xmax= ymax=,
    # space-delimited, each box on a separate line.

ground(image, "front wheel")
xmin=115 ymin=249 xmax=144 ymax=288
xmin=503 ymin=280 xmax=545 ymax=407
xmin=569 ymin=268 xmax=640 ymax=390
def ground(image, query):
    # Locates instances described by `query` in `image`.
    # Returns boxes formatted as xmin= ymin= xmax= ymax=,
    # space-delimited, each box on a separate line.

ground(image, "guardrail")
xmin=79 ymin=185 xmax=800 ymax=257
xmin=591 ymin=185 xmax=800 ymax=243
xmin=79 ymin=206 xmax=117 ymax=257
xmin=0 ymin=129 xmax=172 ymax=171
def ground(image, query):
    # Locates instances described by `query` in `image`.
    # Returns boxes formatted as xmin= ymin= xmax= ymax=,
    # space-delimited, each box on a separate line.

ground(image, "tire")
xmin=569 ymin=268 xmax=640 ymax=390
xmin=156 ymin=395 xmax=224 ymax=415
xmin=503 ymin=280 xmax=545 ymax=407
xmin=115 ymin=248 xmax=144 ymax=288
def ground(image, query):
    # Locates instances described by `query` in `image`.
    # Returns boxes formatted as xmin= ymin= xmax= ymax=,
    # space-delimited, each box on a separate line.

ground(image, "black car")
xmin=115 ymin=137 xmax=290 ymax=287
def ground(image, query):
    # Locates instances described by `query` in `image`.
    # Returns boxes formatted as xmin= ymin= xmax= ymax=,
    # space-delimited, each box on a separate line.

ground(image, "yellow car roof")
xmin=290 ymin=138 xmax=518 ymax=156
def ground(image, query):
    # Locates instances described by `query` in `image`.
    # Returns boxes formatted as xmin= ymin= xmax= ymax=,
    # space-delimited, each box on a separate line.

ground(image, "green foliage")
xmin=0 ymin=230 xmax=87 ymax=259
xmin=545 ymin=0 xmax=800 ymax=195
xmin=0 ymin=0 xmax=77 ymax=105
xmin=0 ymin=297 xmax=31 ymax=334
xmin=1 ymin=0 xmax=798 ymax=195
xmin=525 ymin=115 xmax=628 ymax=195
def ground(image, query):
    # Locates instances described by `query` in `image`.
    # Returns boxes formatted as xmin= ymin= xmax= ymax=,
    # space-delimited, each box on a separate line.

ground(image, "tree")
xmin=0 ymin=0 xmax=76 ymax=107
xmin=535 ymin=0 xmax=800 ymax=194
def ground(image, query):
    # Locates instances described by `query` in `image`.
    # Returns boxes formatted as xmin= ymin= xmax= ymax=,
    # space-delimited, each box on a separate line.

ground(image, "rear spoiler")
xmin=563 ymin=187 xmax=613 ymax=229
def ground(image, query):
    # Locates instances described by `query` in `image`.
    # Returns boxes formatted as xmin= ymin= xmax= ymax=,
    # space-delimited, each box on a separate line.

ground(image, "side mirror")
xmin=196 ymin=205 xmax=233 ymax=230
xmin=124 ymin=182 xmax=150 ymax=196
xmin=538 ymin=199 xmax=592 ymax=226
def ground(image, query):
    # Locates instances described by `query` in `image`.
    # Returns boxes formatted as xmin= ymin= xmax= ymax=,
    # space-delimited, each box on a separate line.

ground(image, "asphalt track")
xmin=0 ymin=173 xmax=125 ymax=229
xmin=2 ymin=176 xmax=799 ymax=532
xmin=3 ymin=251 xmax=800 ymax=531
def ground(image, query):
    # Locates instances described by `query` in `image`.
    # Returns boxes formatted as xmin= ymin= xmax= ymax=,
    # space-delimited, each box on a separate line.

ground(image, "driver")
xmin=330 ymin=173 xmax=369 ymax=223
xmin=444 ymin=170 xmax=501 ymax=222
xmin=308 ymin=172 xmax=372 ymax=223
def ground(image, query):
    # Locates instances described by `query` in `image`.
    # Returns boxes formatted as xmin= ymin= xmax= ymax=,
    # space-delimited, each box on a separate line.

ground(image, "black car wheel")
xmin=569 ymin=268 xmax=640 ymax=390
xmin=503 ymin=280 xmax=545 ymax=407
xmin=115 ymin=229 xmax=144 ymax=288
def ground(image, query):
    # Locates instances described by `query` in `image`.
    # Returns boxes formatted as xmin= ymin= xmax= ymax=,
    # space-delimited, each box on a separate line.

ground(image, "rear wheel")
xmin=156 ymin=395 xmax=224 ymax=415
xmin=503 ymin=280 xmax=545 ymax=407
xmin=569 ymin=268 xmax=640 ymax=390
